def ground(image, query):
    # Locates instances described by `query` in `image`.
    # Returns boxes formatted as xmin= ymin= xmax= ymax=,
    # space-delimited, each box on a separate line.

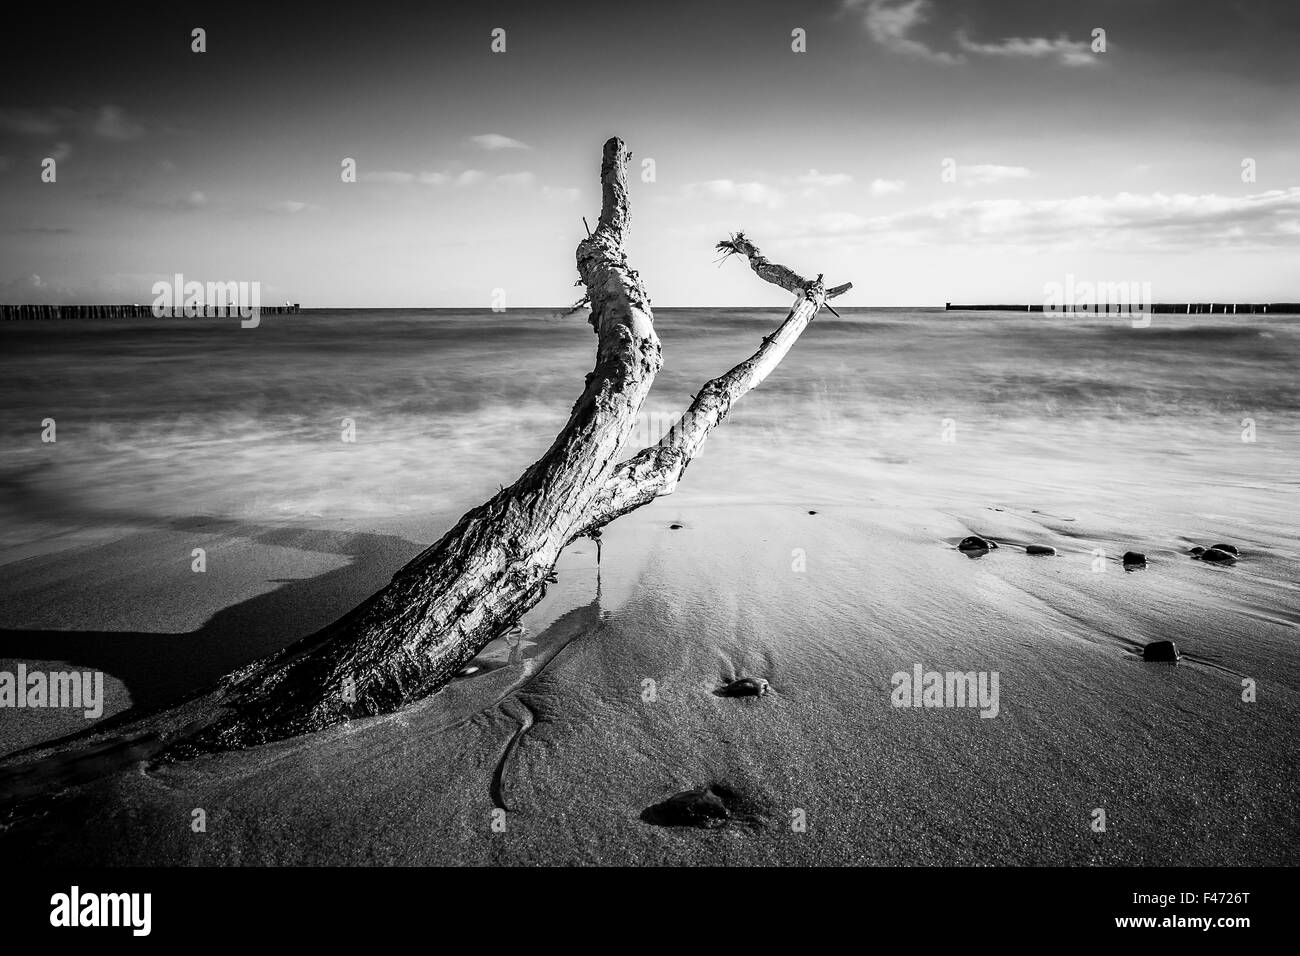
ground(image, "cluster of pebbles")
xmin=957 ymin=535 xmax=1241 ymax=570
xmin=957 ymin=535 xmax=1243 ymax=666
xmin=1189 ymin=543 xmax=1239 ymax=564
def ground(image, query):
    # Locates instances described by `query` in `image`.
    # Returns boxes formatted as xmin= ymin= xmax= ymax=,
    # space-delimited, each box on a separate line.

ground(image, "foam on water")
xmin=2 ymin=307 xmax=1297 ymax=550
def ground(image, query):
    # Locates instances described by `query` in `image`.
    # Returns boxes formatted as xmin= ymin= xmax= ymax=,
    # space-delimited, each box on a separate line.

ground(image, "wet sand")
xmin=2 ymin=478 xmax=1297 ymax=864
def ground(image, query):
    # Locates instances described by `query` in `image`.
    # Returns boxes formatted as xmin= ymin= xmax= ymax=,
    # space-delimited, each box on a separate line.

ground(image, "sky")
xmin=2 ymin=0 xmax=1298 ymax=307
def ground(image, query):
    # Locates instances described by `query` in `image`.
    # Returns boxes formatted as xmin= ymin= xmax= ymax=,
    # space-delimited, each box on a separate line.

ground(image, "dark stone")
xmin=1122 ymin=551 xmax=1146 ymax=569
xmin=718 ymin=677 xmax=769 ymax=698
xmin=958 ymin=535 xmax=996 ymax=552
xmin=1188 ymin=546 xmax=1205 ymax=556
xmin=1142 ymin=640 xmax=1181 ymax=663
xmin=808 ymin=510 xmax=818 ymax=515
xmin=669 ymin=523 xmax=683 ymax=530
xmin=1025 ymin=545 xmax=1057 ymax=555
xmin=1209 ymin=543 xmax=1239 ymax=556
xmin=642 ymin=786 xmax=731 ymax=829
xmin=1200 ymin=547 xmax=1236 ymax=563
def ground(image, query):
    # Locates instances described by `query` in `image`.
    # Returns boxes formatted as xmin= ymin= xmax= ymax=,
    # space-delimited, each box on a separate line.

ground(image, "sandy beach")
xmin=2 ymin=309 xmax=1298 ymax=864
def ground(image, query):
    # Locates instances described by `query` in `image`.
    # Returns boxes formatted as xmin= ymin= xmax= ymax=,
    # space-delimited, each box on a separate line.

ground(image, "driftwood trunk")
xmin=81 ymin=138 xmax=851 ymax=760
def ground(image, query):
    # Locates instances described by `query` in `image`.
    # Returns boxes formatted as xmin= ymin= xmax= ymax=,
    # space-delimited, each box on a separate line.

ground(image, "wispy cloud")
xmin=683 ymin=179 xmax=784 ymax=207
xmin=0 ymin=109 xmax=61 ymax=137
xmin=956 ymin=31 xmax=1096 ymax=67
xmin=542 ymin=186 xmax=581 ymax=203
xmin=363 ymin=169 xmax=486 ymax=186
xmin=846 ymin=0 xmax=1098 ymax=68
xmin=362 ymin=167 xmax=561 ymax=194
xmin=0 ymin=271 xmax=187 ymax=304
xmin=0 ymin=273 xmax=53 ymax=300
xmin=268 ymin=200 xmax=318 ymax=214
xmin=0 ymin=105 xmax=145 ymax=140
xmin=451 ymin=170 xmax=485 ymax=186
xmin=92 ymin=105 xmax=145 ymax=141
xmin=848 ymin=0 xmax=963 ymax=65
xmin=361 ymin=170 xmax=416 ymax=185
xmin=493 ymin=171 xmax=535 ymax=187
xmin=797 ymin=169 xmax=853 ymax=187
xmin=682 ymin=171 xmax=905 ymax=207
xmin=957 ymin=164 xmax=1033 ymax=185
xmin=792 ymin=187 xmax=1300 ymax=251
xmin=470 ymin=133 xmax=531 ymax=151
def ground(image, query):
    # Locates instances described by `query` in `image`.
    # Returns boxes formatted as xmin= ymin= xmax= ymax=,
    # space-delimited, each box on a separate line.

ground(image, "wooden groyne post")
xmin=945 ymin=302 xmax=1298 ymax=315
xmin=0 ymin=304 xmax=302 ymax=320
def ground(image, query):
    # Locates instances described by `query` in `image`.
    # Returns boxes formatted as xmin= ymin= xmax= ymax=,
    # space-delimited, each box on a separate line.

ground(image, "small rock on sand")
xmin=1210 ymin=543 xmax=1239 ymax=556
xmin=669 ymin=523 xmax=683 ymax=530
xmin=643 ymin=786 xmax=731 ymax=829
xmin=958 ymin=535 xmax=997 ymax=552
xmin=1122 ymin=551 xmax=1147 ymax=569
xmin=1143 ymin=640 xmax=1181 ymax=663
xmin=1025 ymin=545 xmax=1057 ymax=556
xmin=1200 ymin=547 xmax=1236 ymax=563
xmin=1189 ymin=546 xmax=1205 ymax=556
xmin=719 ymin=677 xmax=770 ymax=698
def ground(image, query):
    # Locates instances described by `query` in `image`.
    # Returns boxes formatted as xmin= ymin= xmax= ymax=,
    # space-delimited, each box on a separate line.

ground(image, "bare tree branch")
xmin=583 ymin=237 xmax=851 ymax=529
xmin=162 ymin=137 xmax=664 ymax=757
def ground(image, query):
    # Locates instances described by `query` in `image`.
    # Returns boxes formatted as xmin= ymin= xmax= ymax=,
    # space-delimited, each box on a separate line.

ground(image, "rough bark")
xmin=28 ymin=138 xmax=851 ymax=762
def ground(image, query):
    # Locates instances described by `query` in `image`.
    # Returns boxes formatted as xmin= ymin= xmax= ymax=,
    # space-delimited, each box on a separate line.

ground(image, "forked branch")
xmin=582 ymin=235 xmax=852 ymax=530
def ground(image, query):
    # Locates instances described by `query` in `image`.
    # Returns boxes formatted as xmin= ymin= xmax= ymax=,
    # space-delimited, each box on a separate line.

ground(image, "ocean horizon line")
xmin=4 ymin=303 xmax=1300 ymax=315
